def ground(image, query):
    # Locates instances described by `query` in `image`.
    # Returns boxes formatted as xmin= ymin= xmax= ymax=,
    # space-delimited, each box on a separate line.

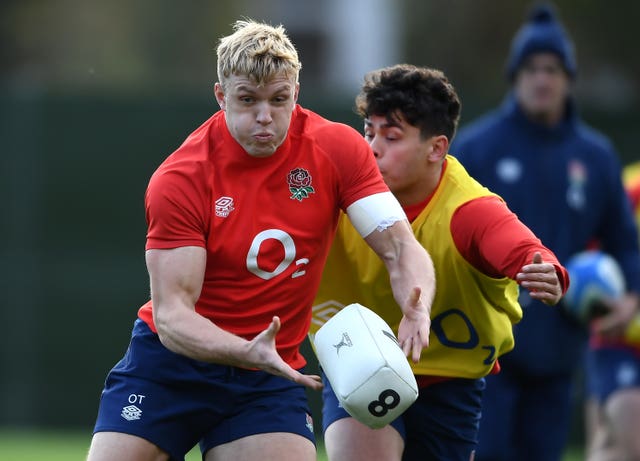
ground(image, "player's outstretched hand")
xmin=517 ymin=252 xmax=563 ymax=306
xmin=246 ymin=316 xmax=323 ymax=390
xmin=397 ymin=286 xmax=430 ymax=363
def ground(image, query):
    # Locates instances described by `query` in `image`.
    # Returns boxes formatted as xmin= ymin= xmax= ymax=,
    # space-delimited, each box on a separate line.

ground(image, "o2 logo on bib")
xmin=368 ymin=389 xmax=400 ymax=417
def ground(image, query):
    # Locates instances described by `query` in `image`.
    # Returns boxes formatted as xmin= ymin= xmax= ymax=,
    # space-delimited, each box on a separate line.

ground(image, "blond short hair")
xmin=216 ymin=19 xmax=301 ymax=89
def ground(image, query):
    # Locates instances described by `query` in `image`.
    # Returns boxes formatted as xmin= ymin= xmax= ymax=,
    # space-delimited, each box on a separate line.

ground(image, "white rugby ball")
xmin=313 ymin=303 xmax=418 ymax=429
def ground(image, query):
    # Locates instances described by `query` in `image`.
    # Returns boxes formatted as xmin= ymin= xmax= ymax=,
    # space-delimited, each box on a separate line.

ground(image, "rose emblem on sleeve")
xmin=287 ymin=168 xmax=315 ymax=201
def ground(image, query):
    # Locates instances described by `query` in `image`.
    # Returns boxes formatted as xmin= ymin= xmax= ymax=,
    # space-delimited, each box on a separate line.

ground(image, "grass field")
xmin=0 ymin=429 xmax=328 ymax=461
xmin=0 ymin=428 xmax=583 ymax=460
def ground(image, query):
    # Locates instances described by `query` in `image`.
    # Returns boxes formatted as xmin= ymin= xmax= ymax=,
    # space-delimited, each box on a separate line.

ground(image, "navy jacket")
xmin=452 ymin=94 xmax=640 ymax=376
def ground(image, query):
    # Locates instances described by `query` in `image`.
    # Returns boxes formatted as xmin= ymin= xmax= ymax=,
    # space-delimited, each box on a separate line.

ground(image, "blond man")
xmin=86 ymin=20 xmax=435 ymax=461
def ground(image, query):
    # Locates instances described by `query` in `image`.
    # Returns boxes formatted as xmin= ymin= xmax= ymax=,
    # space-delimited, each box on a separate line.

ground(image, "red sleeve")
xmin=145 ymin=163 xmax=210 ymax=250
xmin=451 ymin=196 xmax=569 ymax=293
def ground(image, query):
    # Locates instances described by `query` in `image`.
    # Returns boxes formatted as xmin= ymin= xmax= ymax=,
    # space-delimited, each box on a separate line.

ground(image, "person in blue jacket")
xmin=451 ymin=3 xmax=640 ymax=461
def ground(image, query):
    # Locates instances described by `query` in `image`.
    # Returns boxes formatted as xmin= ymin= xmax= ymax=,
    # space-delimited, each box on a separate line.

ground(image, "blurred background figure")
xmin=583 ymin=160 xmax=640 ymax=461
xmin=451 ymin=3 xmax=640 ymax=461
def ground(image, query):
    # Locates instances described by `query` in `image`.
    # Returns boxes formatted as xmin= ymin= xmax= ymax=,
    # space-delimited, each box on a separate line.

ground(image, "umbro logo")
xmin=121 ymin=405 xmax=142 ymax=421
xmin=215 ymin=196 xmax=235 ymax=218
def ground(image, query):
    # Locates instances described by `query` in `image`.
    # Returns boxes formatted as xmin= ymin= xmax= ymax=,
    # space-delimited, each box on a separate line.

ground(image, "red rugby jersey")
xmin=138 ymin=105 xmax=389 ymax=368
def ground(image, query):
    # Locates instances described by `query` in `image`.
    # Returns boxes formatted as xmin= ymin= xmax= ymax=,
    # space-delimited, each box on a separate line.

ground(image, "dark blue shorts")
xmin=321 ymin=371 xmax=484 ymax=461
xmin=585 ymin=346 xmax=640 ymax=403
xmin=93 ymin=319 xmax=315 ymax=461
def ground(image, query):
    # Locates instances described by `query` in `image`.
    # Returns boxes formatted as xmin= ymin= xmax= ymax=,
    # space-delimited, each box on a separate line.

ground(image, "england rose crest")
xmin=288 ymin=168 xmax=315 ymax=201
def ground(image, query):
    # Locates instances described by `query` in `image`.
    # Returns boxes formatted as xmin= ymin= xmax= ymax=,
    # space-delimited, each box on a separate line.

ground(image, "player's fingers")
xmin=402 ymin=337 xmax=412 ymax=358
xmin=296 ymin=373 xmax=323 ymax=391
xmin=524 ymin=278 xmax=560 ymax=291
xmin=519 ymin=263 xmax=555 ymax=275
xmin=262 ymin=358 xmax=320 ymax=389
xmin=420 ymin=323 xmax=430 ymax=348
xmin=530 ymin=289 xmax=562 ymax=306
xmin=264 ymin=316 xmax=281 ymax=338
xmin=412 ymin=336 xmax=422 ymax=363
xmin=529 ymin=283 xmax=561 ymax=298
xmin=518 ymin=272 xmax=559 ymax=290
xmin=532 ymin=252 xmax=543 ymax=264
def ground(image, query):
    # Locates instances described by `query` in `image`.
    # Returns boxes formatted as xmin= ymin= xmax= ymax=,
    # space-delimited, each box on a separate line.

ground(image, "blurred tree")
xmin=1 ymin=0 xmax=637 ymax=114
xmin=0 ymin=0 xmax=240 ymax=93
xmin=403 ymin=0 xmax=639 ymax=114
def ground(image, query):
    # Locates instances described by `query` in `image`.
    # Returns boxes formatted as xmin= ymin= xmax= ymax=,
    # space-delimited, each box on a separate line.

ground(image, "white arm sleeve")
xmin=346 ymin=192 xmax=407 ymax=238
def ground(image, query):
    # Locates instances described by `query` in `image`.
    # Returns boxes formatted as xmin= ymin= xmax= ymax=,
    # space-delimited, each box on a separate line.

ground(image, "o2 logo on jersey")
xmin=246 ymin=229 xmax=309 ymax=280
xmin=368 ymin=389 xmax=400 ymax=417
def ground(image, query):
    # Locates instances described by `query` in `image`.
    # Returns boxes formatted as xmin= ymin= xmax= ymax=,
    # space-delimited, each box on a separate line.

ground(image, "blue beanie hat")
xmin=506 ymin=3 xmax=577 ymax=80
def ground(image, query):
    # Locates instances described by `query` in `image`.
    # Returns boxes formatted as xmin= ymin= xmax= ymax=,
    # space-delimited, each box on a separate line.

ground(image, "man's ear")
xmin=214 ymin=82 xmax=226 ymax=110
xmin=428 ymin=135 xmax=449 ymax=162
